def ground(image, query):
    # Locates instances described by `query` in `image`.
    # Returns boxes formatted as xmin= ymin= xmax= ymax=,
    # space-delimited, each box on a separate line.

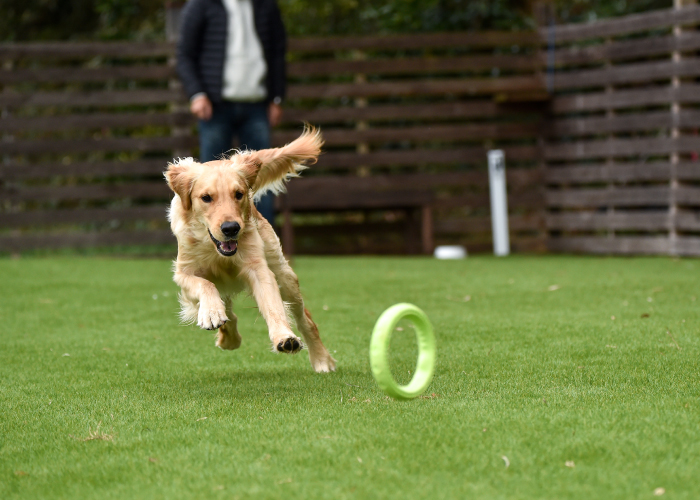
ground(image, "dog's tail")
xmin=247 ymin=125 xmax=323 ymax=202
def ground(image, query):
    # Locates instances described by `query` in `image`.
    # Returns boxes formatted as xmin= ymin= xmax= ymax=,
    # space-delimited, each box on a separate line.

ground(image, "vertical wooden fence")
xmin=0 ymin=31 xmax=547 ymax=255
xmin=2 ymin=4 xmax=700 ymax=256
xmin=0 ymin=42 xmax=193 ymax=251
xmin=278 ymin=31 xmax=546 ymax=254
xmin=543 ymin=3 xmax=700 ymax=255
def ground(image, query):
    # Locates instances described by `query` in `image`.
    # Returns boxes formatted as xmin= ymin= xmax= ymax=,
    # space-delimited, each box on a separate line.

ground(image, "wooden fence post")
xmin=352 ymin=49 xmax=370 ymax=177
xmin=535 ymin=1 xmax=554 ymax=253
xmin=670 ymin=0 xmax=696 ymax=254
xmin=604 ymin=34 xmax=617 ymax=242
xmin=165 ymin=1 xmax=191 ymax=160
xmin=670 ymin=0 xmax=681 ymax=255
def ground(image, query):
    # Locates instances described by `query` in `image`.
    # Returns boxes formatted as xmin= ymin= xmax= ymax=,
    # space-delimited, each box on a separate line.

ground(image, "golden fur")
xmin=164 ymin=127 xmax=335 ymax=372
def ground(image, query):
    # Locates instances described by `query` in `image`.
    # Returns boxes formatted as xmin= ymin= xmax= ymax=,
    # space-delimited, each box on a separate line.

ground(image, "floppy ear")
xmin=242 ymin=125 xmax=323 ymax=201
xmin=165 ymin=158 xmax=198 ymax=210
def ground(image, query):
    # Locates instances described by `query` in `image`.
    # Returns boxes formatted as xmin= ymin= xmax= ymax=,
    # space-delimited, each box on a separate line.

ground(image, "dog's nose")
xmin=221 ymin=221 xmax=240 ymax=238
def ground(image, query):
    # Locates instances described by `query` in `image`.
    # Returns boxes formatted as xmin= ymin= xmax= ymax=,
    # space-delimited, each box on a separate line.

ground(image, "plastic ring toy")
xmin=370 ymin=303 xmax=436 ymax=400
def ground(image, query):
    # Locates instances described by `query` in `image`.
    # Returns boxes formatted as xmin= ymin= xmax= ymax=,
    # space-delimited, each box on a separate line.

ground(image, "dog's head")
xmin=165 ymin=127 xmax=322 ymax=257
xmin=165 ymin=156 xmax=254 ymax=256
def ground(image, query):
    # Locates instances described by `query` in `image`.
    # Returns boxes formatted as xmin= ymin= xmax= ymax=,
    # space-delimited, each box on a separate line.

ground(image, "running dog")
xmin=164 ymin=127 xmax=335 ymax=372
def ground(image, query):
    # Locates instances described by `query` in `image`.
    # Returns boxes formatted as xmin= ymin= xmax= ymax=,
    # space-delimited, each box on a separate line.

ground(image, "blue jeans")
xmin=198 ymin=101 xmax=275 ymax=225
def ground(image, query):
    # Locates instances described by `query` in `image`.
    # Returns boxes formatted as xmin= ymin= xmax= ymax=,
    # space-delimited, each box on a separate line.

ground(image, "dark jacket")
xmin=176 ymin=0 xmax=286 ymax=104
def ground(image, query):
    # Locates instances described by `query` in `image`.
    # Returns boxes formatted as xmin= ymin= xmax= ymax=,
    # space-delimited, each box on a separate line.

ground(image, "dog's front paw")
xmin=274 ymin=334 xmax=303 ymax=354
xmin=197 ymin=298 xmax=228 ymax=330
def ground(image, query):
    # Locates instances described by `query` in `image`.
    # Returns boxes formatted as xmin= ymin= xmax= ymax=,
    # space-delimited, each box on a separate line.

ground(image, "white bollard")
xmin=487 ymin=150 xmax=510 ymax=256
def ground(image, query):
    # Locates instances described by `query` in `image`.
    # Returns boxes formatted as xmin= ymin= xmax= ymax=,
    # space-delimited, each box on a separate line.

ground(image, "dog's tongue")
xmin=221 ymin=240 xmax=237 ymax=253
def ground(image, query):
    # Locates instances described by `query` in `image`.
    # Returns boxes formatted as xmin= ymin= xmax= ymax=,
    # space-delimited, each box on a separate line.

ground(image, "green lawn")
xmin=1 ymin=256 xmax=699 ymax=499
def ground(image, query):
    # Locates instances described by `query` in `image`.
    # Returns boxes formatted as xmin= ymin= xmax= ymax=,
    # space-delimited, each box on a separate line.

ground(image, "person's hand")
xmin=190 ymin=95 xmax=213 ymax=121
xmin=268 ymin=102 xmax=283 ymax=128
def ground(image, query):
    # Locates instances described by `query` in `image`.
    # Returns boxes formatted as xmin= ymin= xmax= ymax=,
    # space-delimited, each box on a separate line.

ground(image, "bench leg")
xmin=421 ymin=205 xmax=434 ymax=255
xmin=404 ymin=208 xmax=424 ymax=255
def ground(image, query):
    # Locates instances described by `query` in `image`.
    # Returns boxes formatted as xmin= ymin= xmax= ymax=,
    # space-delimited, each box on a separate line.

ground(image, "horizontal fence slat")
xmin=549 ymin=236 xmax=700 ymax=256
xmin=287 ymin=75 xmax=544 ymax=99
xmin=0 ymin=229 xmax=175 ymax=252
xmin=0 ymin=111 xmax=193 ymax=133
xmin=677 ymin=186 xmax=700 ymax=205
xmin=436 ymin=213 xmax=542 ymax=234
xmin=286 ymin=170 xmax=541 ymax=193
xmin=677 ymin=163 xmax=700 ymax=181
xmin=288 ymin=55 xmax=540 ymax=77
xmin=0 ymin=159 xmax=167 ymax=181
xmin=546 ymin=211 xmax=671 ymax=231
xmin=287 ymin=172 xmax=465 ymax=192
xmin=552 ymin=84 xmax=700 ymax=113
xmin=0 ymin=147 xmax=540 ymax=178
xmin=316 ymin=145 xmax=540 ymax=169
xmin=547 ymin=110 xmax=700 ymax=137
xmin=1 ymin=182 xmax=171 ymax=203
xmin=0 ymin=89 xmax=186 ymax=108
xmin=288 ymin=31 xmax=540 ymax=53
xmin=545 ymin=162 xmax=675 ymax=183
xmin=0 ymin=206 xmax=167 ymax=228
xmin=0 ymin=135 xmax=196 ymax=155
xmin=676 ymin=236 xmax=700 ymax=254
xmin=435 ymin=190 xmax=544 ymax=210
xmin=553 ymin=31 xmax=700 ymax=66
xmin=0 ymin=42 xmax=174 ymax=59
xmin=553 ymin=59 xmax=700 ymax=91
xmin=548 ymin=236 xmax=672 ymax=254
xmin=677 ymin=211 xmax=700 ymax=231
xmin=546 ymin=186 xmax=671 ymax=207
xmin=1 ymin=33 xmax=538 ymax=59
xmin=281 ymin=100 xmax=503 ymax=125
xmin=0 ymin=65 xmax=176 ymax=85
xmin=285 ymin=190 xmax=431 ymax=211
xmin=544 ymin=137 xmax=700 ymax=161
xmin=544 ymin=4 xmax=700 ymax=43
xmin=273 ymin=122 xmax=540 ymax=147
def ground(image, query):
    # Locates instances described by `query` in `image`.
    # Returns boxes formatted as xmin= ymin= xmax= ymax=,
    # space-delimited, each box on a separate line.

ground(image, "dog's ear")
xmin=239 ymin=156 xmax=264 ymax=190
xmin=165 ymin=158 xmax=198 ymax=210
xmin=243 ymin=125 xmax=323 ymax=201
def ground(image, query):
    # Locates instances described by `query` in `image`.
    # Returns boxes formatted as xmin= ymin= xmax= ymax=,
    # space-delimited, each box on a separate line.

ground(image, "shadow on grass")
xmin=155 ymin=366 xmax=373 ymax=403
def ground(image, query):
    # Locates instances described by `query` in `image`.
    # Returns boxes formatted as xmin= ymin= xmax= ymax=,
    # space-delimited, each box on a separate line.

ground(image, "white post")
xmin=488 ymin=149 xmax=510 ymax=256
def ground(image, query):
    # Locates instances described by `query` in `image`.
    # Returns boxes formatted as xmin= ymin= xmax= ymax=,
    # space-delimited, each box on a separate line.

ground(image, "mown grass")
xmin=1 ymin=255 xmax=698 ymax=499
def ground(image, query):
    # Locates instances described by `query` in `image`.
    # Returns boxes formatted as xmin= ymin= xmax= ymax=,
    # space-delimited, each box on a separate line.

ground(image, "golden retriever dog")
xmin=164 ymin=127 xmax=336 ymax=373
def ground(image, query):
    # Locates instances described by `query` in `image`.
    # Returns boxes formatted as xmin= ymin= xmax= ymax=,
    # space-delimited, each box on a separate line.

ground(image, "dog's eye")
xmin=201 ymin=195 xmax=212 ymax=203
xmin=235 ymin=191 xmax=244 ymax=200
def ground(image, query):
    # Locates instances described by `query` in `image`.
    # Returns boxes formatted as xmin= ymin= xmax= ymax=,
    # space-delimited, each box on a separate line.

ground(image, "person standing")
xmin=176 ymin=0 xmax=286 ymax=225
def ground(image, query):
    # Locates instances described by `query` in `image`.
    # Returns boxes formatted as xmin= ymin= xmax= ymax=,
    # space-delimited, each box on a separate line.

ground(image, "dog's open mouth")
xmin=208 ymin=229 xmax=237 ymax=257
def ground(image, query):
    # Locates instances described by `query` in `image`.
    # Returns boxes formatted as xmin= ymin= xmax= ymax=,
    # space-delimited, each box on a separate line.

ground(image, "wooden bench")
xmin=279 ymin=176 xmax=434 ymax=256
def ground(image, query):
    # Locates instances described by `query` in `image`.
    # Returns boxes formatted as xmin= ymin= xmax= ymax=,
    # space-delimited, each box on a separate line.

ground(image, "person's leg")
xmin=197 ymin=102 xmax=235 ymax=162
xmin=237 ymin=102 xmax=276 ymax=226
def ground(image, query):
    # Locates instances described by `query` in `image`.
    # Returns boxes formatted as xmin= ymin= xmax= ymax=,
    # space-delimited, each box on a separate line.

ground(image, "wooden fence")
xmin=0 ymin=28 xmax=546 ymax=254
xmin=2 ymin=4 xmax=700 ymax=256
xmin=0 ymin=42 xmax=190 ymax=251
xmin=542 ymin=3 xmax=700 ymax=255
xmin=278 ymin=31 xmax=546 ymax=254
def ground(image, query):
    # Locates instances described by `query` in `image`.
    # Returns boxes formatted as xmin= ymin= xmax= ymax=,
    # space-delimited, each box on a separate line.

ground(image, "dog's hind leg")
xmin=216 ymin=296 xmax=242 ymax=350
xmin=259 ymin=220 xmax=336 ymax=373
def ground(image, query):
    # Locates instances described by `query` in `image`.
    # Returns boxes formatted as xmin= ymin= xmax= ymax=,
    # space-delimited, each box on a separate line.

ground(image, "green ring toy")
xmin=370 ymin=303 xmax=436 ymax=400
